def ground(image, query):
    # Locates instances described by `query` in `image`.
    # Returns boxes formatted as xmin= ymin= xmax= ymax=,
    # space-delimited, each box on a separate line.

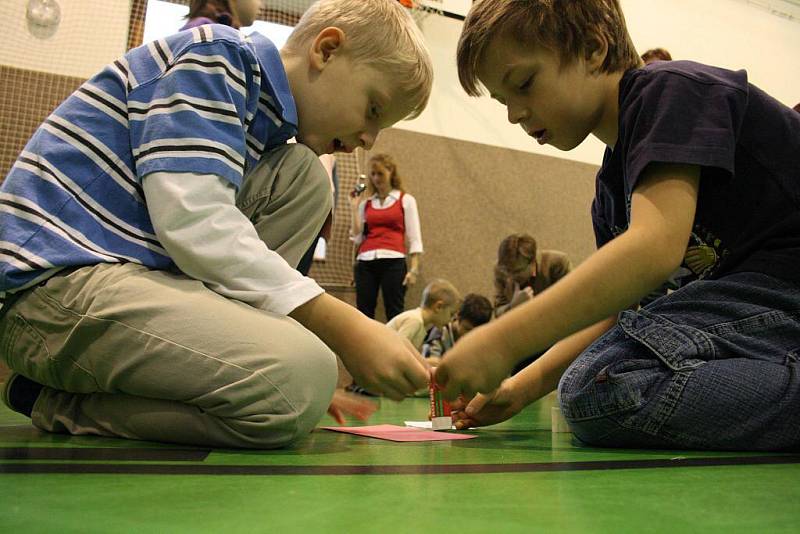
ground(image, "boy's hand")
xmin=290 ymin=294 xmax=429 ymax=401
xmin=433 ymin=327 xmax=515 ymax=401
xmin=342 ymin=323 xmax=429 ymax=400
xmin=451 ymin=378 xmax=526 ymax=429
xmin=327 ymin=389 xmax=379 ymax=424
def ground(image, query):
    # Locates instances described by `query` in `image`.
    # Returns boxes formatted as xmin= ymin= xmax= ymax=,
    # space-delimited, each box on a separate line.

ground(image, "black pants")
xmin=354 ymin=258 xmax=407 ymax=321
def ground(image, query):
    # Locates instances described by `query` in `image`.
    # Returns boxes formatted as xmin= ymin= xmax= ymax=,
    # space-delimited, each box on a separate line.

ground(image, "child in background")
xmin=387 ymin=279 xmax=461 ymax=352
xmin=181 ymin=0 xmax=261 ymax=30
xmin=423 ymin=293 xmax=492 ymax=365
xmin=493 ymin=233 xmax=572 ymax=373
xmin=0 ymin=0 xmax=433 ymax=449
xmin=493 ymin=233 xmax=572 ymax=318
xmin=436 ymin=0 xmax=800 ymax=451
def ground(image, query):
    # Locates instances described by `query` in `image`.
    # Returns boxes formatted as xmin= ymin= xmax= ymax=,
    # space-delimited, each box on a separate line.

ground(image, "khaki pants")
xmin=0 ymin=144 xmax=337 ymax=448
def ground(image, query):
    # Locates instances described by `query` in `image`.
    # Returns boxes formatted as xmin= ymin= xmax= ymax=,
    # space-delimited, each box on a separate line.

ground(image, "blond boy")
xmin=0 ymin=0 xmax=433 ymax=448
xmin=387 ymin=279 xmax=461 ymax=351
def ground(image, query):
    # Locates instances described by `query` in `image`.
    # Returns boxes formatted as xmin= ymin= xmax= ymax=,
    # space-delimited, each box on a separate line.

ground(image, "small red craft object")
xmin=397 ymin=0 xmax=415 ymax=8
xmin=429 ymin=381 xmax=452 ymax=430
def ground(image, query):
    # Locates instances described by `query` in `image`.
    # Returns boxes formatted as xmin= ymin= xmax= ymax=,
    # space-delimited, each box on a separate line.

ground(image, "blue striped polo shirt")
xmin=0 ymin=24 xmax=297 ymax=309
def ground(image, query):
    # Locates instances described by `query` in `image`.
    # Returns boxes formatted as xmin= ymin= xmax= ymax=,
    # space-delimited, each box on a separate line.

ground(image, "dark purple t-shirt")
xmin=592 ymin=60 xmax=800 ymax=299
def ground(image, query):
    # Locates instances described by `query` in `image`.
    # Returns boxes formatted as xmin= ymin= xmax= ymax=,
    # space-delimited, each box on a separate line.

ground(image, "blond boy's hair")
xmin=421 ymin=279 xmax=461 ymax=309
xmin=457 ymin=0 xmax=642 ymax=96
xmin=285 ymin=0 xmax=433 ymax=119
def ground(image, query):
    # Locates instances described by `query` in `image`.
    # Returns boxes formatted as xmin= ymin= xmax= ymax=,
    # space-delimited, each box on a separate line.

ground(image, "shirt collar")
xmin=372 ymin=189 xmax=401 ymax=200
xmin=248 ymin=32 xmax=298 ymax=128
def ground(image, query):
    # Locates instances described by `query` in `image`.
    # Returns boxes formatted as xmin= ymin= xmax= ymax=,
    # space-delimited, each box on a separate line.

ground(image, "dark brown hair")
xmin=187 ymin=0 xmax=242 ymax=28
xmin=497 ymin=233 xmax=537 ymax=269
xmin=457 ymin=0 xmax=642 ymax=96
xmin=458 ymin=293 xmax=493 ymax=327
xmin=641 ymin=47 xmax=672 ymax=64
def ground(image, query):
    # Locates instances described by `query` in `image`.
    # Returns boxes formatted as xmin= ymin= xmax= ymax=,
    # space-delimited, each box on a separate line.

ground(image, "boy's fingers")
xmin=434 ymin=366 xmax=468 ymax=401
xmin=465 ymin=393 xmax=490 ymax=416
xmin=449 ymin=395 xmax=469 ymax=412
xmin=402 ymin=349 xmax=429 ymax=391
xmin=432 ymin=364 xmax=448 ymax=389
xmin=379 ymin=383 xmax=407 ymax=402
xmin=441 ymin=382 xmax=467 ymax=402
xmin=327 ymin=405 xmax=345 ymax=425
xmin=332 ymin=390 xmax=379 ymax=421
xmin=433 ymin=364 xmax=468 ymax=400
xmin=454 ymin=418 xmax=474 ymax=430
xmin=404 ymin=364 xmax=429 ymax=392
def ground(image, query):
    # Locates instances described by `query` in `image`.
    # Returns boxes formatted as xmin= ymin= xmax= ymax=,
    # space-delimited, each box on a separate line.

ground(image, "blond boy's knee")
xmin=231 ymin=338 xmax=337 ymax=449
xmin=285 ymin=341 xmax=338 ymax=440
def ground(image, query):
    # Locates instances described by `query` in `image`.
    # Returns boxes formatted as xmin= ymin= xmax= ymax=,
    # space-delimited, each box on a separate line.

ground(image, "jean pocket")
xmin=561 ymin=358 xmax=661 ymax=421
xmin=618 ymin=309 xmax=709 ymax=371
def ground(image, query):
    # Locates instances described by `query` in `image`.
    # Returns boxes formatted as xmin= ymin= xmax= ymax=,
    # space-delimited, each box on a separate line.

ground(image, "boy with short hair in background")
xmin=423 ymin=293 xmax=492 ymax=365
xmin=388 ymin=279 xmax=461 ymax=352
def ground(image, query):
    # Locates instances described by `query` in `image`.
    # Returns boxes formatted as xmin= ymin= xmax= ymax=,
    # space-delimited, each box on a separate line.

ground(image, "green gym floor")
xmin=1 ymin=391 xmax=798 ymax=533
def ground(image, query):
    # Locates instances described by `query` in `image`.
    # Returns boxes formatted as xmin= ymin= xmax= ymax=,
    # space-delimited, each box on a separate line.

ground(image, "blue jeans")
xmin=558 ymin=272 xmax=800 ymax=451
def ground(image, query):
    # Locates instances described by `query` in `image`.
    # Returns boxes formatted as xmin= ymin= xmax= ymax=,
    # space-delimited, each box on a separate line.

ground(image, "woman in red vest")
xmin=349 ymin=154 xmax=423 ymax=321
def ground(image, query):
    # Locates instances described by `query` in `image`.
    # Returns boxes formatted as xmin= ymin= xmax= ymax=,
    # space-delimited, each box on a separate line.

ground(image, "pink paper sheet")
xmin=321 ymin=424 xmax=476 ymax=442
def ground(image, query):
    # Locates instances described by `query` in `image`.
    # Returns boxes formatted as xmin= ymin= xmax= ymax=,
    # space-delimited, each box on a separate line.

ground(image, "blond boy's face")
xmin=291 ymin=43 xmax=414 ymax=156
xmin=477 ymin=34 xmax=613 ymax=151
xmin=433 ymin=302 xmax=458 ymax=329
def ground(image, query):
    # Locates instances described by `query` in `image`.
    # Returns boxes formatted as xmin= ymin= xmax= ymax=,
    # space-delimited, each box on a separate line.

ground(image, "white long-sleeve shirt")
xmin=143 ymin=171 xmax=323 ymax=316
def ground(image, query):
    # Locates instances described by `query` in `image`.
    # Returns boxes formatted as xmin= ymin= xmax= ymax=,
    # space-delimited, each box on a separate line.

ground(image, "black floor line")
xmin=0 ymin=447 xmax=210 ymax=462
xmin=2 ymin=454 xmax=798 ymax=476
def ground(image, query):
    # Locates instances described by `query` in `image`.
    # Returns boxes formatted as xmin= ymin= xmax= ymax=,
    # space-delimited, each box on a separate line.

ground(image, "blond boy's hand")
xmin=433 ymin=327 xmax=515 ymax=401
xmin=327 ymin=388 xmax=379 ymax=424
xmin=341 ymin=320 xmax=430 ymax=400
xmin=290 ymin=293 xmax=429 ymax=401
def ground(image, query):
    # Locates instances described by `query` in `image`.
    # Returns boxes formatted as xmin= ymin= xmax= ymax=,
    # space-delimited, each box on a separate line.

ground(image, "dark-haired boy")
xmin=423 ymin=293 xmax=493 ymax=364
xmin=436 ymin=0 xmax=800 ymax=450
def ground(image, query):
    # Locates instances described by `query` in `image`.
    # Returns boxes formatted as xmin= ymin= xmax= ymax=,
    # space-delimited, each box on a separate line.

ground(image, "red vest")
xmin=359 ymin=193 xmax=406 ymax=255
